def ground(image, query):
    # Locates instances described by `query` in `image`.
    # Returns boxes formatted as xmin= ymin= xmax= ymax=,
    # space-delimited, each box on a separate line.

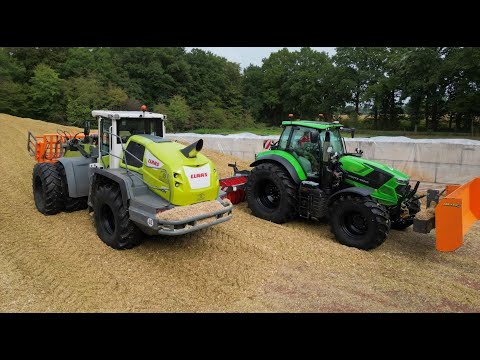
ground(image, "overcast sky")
xmin=185 ymin=47 xmax=337 ymax=69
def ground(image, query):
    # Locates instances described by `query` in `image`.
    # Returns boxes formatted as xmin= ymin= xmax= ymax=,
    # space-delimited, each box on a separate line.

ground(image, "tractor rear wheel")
xmin=246 ymin=163 xmax=297 ymax=223
xmin=57 ymin=162 xmax=88 ymax=212
xmin=329 ymin=195 xmax=390 ymax=250
xmin=93 ymin=182 xmax=143 ymax=250
xmin=32 ymin=163 xmax=64 ymax=215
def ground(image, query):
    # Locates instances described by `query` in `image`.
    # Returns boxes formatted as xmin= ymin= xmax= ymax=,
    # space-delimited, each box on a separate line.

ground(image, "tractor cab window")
xmin=288 ymin=126 xmax=321 ymax=177
xmin=117 ymin=118 xmax=164 ymax=143
xmin=321 ymin=128 xmax=345 ymax=156
xmin=277 ymin=126 xmax=292 ymax=150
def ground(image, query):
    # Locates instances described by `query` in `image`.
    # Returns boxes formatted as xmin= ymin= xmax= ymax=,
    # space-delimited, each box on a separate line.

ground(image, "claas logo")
xmin=191 ymin=173 xmax=208 ymax=179
xmin=148 ymin=158 xmax=160 ymax=167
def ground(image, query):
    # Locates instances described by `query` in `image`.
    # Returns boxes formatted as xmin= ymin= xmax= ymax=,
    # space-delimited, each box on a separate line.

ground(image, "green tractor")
xmin=246 ymin=120 xmax=421 ymax=250
xmin=29 ymin=109 xmax=233 ymax=250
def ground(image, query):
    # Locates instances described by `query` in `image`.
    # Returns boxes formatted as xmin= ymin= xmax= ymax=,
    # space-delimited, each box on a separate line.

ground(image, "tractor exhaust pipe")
xmin=180 ymin=139 xmax=203 ymax=158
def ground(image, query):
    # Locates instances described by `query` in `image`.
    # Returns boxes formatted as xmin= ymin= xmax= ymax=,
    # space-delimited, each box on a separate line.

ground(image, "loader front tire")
xmin=93 ymin=182 xmax=143 ymax=250
xmin=32 ymin=163 xmax=64 ymax=215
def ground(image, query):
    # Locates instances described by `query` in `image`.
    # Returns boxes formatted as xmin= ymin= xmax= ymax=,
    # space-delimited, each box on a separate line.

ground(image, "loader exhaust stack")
xmin=180 ymin=139 xmax=203 ymax=158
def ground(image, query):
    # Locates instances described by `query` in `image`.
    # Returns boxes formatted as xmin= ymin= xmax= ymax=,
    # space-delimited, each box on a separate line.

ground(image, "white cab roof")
xmin=91 ymin=110 xmax=166 ymax=119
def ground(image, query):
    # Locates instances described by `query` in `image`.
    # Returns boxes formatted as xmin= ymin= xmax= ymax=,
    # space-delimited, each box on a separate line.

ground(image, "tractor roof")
xmin=91 ymin=110 xmax=167 ymax=120
xmin=282 ymin=120 xmax=343 ymax=130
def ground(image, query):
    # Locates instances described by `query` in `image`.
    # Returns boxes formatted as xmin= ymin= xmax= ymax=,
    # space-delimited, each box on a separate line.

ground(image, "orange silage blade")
xmin=435 ymin=177 xmax=480 ymax=252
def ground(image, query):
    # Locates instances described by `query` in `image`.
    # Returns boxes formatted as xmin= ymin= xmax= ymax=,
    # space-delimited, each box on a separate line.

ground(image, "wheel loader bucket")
xmin=435 ymin=177 xmax=480 ymax=252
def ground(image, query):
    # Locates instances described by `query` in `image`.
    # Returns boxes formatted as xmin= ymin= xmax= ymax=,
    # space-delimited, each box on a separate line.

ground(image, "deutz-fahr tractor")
xmin=28 ymin=108 xmax=233 ymax=250
xmin=245 ymin=120 xmax=422 ymax=250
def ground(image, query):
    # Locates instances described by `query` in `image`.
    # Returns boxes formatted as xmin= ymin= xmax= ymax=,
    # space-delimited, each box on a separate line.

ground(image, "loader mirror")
xmin=84 ymin=121 xmax=91 ymax=136
xmin=310 ymin=130 xmax=319 ymax=143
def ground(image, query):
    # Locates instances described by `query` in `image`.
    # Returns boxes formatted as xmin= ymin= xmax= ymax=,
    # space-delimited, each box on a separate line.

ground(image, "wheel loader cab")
xmin=92 ymin=110 xmax=167 ymax=169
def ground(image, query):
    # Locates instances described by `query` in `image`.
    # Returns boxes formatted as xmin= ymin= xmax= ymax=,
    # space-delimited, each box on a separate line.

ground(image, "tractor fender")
xmin=57 ymin=156 xmax=93 ymax=198
xmin=328 ymin=187 xmax=373 ymax=206
xmin=250 ymin=155 xmax=303 ymax=184
xmin=89 ymin=168 xmax=133 ymax=208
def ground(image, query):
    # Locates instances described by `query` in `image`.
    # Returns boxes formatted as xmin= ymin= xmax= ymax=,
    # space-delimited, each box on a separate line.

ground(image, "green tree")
xmin=29 ymin=64 xmax=64 ymax=120
xmin=166 ymin=95 xmax=192 ymax=131
xmin=242 ymin=64 xmax=264 ymax=120
xmin=63 ymin=76 xmax=103 ymax=125
xmin=333 ymin=47 xmax=373 ymax=115
xmin=0 ymin=81 xmax=28 ymax=116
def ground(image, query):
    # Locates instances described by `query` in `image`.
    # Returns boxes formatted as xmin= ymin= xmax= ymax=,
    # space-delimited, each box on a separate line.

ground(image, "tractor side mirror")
xmin=84 ymin=121 xmax=91 ymax=136
xmin=311 ymin=130 xmax=319 ymax=143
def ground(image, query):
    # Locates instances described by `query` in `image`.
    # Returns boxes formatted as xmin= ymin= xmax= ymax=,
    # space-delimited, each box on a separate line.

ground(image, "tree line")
xmin=0 ymin=47 xmax=479 ymax=133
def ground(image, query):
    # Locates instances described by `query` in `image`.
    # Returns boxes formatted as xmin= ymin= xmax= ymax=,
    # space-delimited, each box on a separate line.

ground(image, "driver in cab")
xmin=295 ymin=130 xmax=320 ymax=175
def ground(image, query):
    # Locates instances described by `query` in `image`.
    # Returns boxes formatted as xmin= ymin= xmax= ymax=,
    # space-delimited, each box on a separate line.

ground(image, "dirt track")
xmin=1 ymin=113 xmax=480 ymax=312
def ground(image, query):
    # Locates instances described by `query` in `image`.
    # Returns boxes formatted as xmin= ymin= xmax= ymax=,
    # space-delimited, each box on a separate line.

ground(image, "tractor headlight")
xmin=396 ymin=184 xmax=408 ymax=196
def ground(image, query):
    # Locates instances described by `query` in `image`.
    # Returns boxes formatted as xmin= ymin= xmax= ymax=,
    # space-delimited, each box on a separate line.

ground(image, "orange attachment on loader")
xmin=435 ymin=177 xmax=480 ymax=252
xmin=27 ymin=131 xmax=85 ymax=163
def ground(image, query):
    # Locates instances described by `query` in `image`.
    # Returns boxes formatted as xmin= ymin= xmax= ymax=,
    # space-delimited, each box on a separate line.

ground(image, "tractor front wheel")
xmin=246 ymin=163 xmax=297 ymax=223
xmin=32 ymin=163 xmax=64 ymax=215
xmin=329 ymin=195 xmax=390 ymax=250
xmin=93 ymin=182 xmax=143 ymax=250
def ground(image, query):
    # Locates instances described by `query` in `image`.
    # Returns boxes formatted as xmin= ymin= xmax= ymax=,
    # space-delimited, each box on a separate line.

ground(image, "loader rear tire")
xmin=246 ymin=162 xmax=297 ymax=223
xmin=32 ymin=163 xmax=64 ymax=215
xmin=93 ymin=182 xmax=143 ymax=250
xmin=57 ymin=162 xmax=88 ymax=212
xmin=329 ymin=195 xmax=390 ymax=250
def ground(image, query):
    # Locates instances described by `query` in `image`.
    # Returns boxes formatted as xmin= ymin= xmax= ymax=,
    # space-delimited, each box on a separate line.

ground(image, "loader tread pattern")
xmin=32 ymin=163 xmax=64 ymax=215
xmin=94 ymin=182 xmax=143 ymax=250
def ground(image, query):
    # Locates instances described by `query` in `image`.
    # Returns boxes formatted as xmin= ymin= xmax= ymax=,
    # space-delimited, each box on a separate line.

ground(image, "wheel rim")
xmin=341 ymin=210 xmax=368 ymax=237
xmin=256 ymin=179 xmax=281 ymax=209
xmin=100 ymin=204 xmax=116 ymax=235
xmin=34 ymin=176 xmax=45 ymax=211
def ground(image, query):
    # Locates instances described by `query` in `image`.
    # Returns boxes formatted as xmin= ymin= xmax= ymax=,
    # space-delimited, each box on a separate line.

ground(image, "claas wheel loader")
xmin=28 ymin=108 xmax=232 ymax=250
xmin=221 ymin=119 xmax=479 ymax=251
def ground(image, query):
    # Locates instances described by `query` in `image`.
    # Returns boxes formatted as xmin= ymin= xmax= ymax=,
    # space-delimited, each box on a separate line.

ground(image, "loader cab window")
xmin=124 ymin=140 xmax=145 ymax=168
xmin=117 ymin=118 xmax=164 ymax=143
xmin=100 ymin=118 xmax=112 ymax=155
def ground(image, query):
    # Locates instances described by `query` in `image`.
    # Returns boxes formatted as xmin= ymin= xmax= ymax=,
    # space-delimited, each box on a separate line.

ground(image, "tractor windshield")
xmin=321 ymin=128 xmax=344 ymax=156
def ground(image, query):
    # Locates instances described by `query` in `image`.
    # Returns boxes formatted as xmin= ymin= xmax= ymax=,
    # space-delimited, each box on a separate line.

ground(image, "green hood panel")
xmin=339 ymin=155 xmax=409 ymax=182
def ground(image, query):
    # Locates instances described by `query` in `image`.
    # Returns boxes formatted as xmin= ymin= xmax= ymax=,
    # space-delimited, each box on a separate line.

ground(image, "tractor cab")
xmin=276 ymin=121 xmax=345 ymax=178
xmin=91 ymin=109 xmax=167 ymax=169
